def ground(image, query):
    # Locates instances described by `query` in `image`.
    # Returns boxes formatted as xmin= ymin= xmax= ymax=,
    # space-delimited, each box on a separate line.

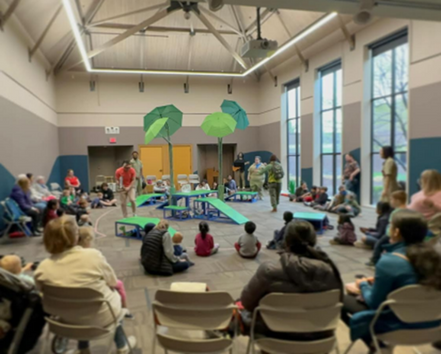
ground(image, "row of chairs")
xmin=32 ymin=284 xmax=441 ymax=354
xmin=146 ymin=174 xmax=201 ymax=186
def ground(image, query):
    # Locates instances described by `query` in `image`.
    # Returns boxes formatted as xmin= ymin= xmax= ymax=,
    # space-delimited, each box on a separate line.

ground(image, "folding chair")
xmin=247 ymin=290 xmax=342 ymax=354
xmin=189 ymin=174 xmax=200 ymax=190
xmin=177 ymin=174 xmax=189 ymax=187
xmin=50 ymin=183 xmax=62 ymax=192
xmin=162 ymin=175 xmax=171 ymax=182
xmin=40 ymin=285 xmax=133 ymax=354
xmin=344 ymin=285 xmax=441 ymax=354
xmin=152 ymin=289 xmax=238 ymax=354
xmin=1 ymin=199 xmax=32 ymax=237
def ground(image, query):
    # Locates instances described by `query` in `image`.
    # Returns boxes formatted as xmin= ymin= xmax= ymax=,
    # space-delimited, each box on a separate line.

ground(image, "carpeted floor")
xmin=1 ymin=193 xmax=438 ymax=354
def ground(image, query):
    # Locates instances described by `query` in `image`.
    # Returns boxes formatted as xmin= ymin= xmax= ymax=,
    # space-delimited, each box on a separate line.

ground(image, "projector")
xmin=240 ymin=39 xmax=278 ymax=58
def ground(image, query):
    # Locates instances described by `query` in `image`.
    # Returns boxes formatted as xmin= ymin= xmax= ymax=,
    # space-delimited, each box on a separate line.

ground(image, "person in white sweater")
xmin=34 ymin=216 xmax=136 ymax=354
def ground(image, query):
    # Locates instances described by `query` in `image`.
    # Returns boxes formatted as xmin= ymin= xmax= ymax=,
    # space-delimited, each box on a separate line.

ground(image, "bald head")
xmin=0 ymin=255 xmax=22 ymax=275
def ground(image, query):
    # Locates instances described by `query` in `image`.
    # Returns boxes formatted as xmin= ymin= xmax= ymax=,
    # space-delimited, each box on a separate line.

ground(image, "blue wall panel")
xmin=301 ymin=168 xmax=313 ymax=188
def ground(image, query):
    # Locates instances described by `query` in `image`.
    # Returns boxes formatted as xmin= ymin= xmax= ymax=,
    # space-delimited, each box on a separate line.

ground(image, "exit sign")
xmin=109 ymin=137 xmax=117 ymax=144
xmin=105 ymin=127 xmax=120 ymax=134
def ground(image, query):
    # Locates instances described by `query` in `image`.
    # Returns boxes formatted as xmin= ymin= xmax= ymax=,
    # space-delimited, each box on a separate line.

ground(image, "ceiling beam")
xmin=199 ymin=7 xmax=244 ymax=37
xmin=84 ymin=0 xmax=106 ymax=24
xmin=51 ymin=36 xmax=77 ymax=77
xmin=88 ymin=3 xmax=165 ymax=27
xmin=337 ymin=14 xmax=355 ymax=50
xmin=29 ymin=4 xmax=63 ymax=61
xmin=222 ymin=0 xmax=441 ymax=22
xmin=192 ymin=9 xmax=248 ymax=70
xmin=94 ymin=23 xmax=238 ymax=35
xmin=0 ymin=0 xmax=22 ymax=30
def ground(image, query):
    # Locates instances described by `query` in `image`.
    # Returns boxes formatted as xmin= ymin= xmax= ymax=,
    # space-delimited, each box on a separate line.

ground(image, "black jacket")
xmin=141 ymin=229 xmax=173 ymax=276
xmin=102 ymin=189 xmax=114 ymax=201
xmin=316 ymin=192 xmax=329 ymax=205
xmin=368 ymin=213 xmax=390 ymax=239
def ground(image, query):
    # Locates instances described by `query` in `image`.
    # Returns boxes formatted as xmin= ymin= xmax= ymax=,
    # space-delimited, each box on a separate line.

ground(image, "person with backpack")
xmin=258 ymin=155 xmax=284 ymax=212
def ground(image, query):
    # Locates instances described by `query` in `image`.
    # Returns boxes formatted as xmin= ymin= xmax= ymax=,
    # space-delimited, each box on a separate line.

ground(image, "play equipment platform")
xmin=115 ymin=216 xmax=176 ymax=239
xmin=163 ymin=205 xmax=191 ymax=221
xmin=156 ymin=190 xmax=218 ymax=209
xmin=128 ymin=193 xmax=165 ymax=207
xmin=293 ymin=212 xmax=327 ymax=235
xmin=193 ymin=197 xmax=249 ymax=225
xmin=225 ymin=191 xmax=258 ymax=203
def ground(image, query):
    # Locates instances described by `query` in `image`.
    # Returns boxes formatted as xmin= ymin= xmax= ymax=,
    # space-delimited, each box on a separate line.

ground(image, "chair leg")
xmin=39 ymin=325 xmax=50 ymax=354
xmin=245 ymin=338 xmax=252 ymax=354
xmin=120 ymin=327 xmax=133 ymax=353
xmin=343 ymin=341 xmax=356 ymax=354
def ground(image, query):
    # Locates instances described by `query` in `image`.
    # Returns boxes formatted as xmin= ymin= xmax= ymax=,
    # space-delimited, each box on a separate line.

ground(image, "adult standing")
xmin=65 ymin=169 xmax=82 ymax=195
xmin=115 ymin=161 xmax=137 ymax=218
xmin=233 ymin=152 xmax=249 ymax=190
xmin=141 ymin=220 xmax=190 ymax=276
xmin=248 ymin=156 xmax=266 ymax=200
xmin=380 ymin=146 xmax=400 ymax=202
xmin=342 ymin=153 xmax=360 ymax=193
xmin=259 ymin=155 xmax=284 ymax=212
xmin=408 ymin=170 xmax=441 ymax=220
xmin=130 ymin=151 xmax=144 ymax=196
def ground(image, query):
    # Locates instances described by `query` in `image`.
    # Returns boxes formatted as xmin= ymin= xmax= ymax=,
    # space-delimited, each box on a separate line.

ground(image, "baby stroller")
xmin=0 ymin=268 xmax=45 ymax=354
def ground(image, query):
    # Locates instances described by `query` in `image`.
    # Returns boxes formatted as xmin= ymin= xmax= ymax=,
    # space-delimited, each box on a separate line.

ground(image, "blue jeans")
xmin=372 ymin=235 xmax=390 ymax=264
xmin=34 ymin=202 xmax=46 ymax=212
xmin=364 ymin=234 xmax=379 ymax=247
xmin=344 ymin=179 xmax=357 ymax=194
xmin=78 ymin=324 xmax=126 ymax=350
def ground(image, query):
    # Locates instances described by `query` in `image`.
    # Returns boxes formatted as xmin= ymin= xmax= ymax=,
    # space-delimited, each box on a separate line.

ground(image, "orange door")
xmin=163 ymin=145 xmax=192 ymax=186
xmin=139 ymin=145 xmax=164 ymax=180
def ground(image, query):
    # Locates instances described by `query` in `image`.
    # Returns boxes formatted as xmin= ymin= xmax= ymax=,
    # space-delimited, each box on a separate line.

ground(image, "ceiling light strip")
xmin=62 ymin=0 xmax=337 ymax=78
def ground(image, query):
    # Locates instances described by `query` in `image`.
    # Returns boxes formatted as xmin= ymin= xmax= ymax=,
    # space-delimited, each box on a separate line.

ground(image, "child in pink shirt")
xmin=194 ymin=222 xmax=220 ymax=257
xmin=408 ymin=170 xmax=441 ymax=220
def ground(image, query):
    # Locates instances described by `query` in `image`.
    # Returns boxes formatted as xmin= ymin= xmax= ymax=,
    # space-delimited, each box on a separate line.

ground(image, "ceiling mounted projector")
xmin=207 ymin=0 xmax=224 ymax=11
xmin=241 ymin=39 xmax=278 ymax=58
xmin=353 ymin=0 xmax=375 ymax=24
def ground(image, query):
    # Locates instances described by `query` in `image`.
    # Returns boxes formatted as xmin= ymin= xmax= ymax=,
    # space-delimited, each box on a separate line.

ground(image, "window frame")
xmin=319 ymin=60 xmax=342 ymax=196
xmin=285 ymin=79 xmax=301 ymax=189
xmin=370 ymin=31 xmax=408 ymax=204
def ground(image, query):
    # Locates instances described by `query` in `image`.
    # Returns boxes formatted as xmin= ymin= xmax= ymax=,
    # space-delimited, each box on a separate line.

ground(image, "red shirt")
xmin=115 ymin=167 xmax=136 ymax=188
xmin=65 ymin=176 xmax=80 ymax=187
xmin=194 ymin=233 xmax=214 ymax=257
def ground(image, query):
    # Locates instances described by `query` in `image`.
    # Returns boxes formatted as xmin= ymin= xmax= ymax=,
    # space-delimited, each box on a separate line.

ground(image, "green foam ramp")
xmin=293 ymin=212 xmax=326 ymax=221
xmin=116 ymin=216 xmax=176 ymax=236
xmin=195 ymin=197 xmax=249 ymax=225
xmin=127 ymin=193 xmax=165 ymax=207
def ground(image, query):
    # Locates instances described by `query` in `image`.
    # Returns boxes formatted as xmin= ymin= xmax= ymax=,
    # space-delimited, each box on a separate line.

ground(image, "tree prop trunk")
xmin=218 ymin=137 xmax=224 ymax=200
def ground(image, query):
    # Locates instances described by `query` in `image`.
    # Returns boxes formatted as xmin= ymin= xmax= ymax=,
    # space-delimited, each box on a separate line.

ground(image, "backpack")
xmin=272 ymin=163 xmax=284 ymax=180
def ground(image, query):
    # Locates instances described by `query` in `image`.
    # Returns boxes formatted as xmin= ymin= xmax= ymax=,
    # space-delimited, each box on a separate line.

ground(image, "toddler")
xmin=355 ymin=201 xmax=392 ymax=249
xmin=0 ymin=255 xmax=35 ymax=285
xmin=266 ymin=211 xmax=293 ymax=250
xmin=329 ymin=215 xmax=356 ymax=246
xmin=172 ymin=232 xmax=194 ymax=266
xmin=91 ymin=192 xmax=104 ymax=209
xmin=235 ymin=222 xmax=261 ymax=258
xmin=42 ymin=199 xmax=60 ymax=228
xmin=77 ymin=227 xmax=133 ymax=319
xmin=60 ymin=189 xmax=74 ymax=206
xmin=194 ymin=222 xmax=219 ymax=257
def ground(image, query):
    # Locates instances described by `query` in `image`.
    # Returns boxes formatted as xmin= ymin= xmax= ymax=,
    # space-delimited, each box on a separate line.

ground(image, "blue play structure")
xmin=193 ymin=197 xmax=249 ymax=225
xmin=163 ymin=205 xmax=191 ymax=221
xmin=225 ymin=191 xmax=258 ymax=203
xmin=293 ymin=212 xmax=327 ymax=235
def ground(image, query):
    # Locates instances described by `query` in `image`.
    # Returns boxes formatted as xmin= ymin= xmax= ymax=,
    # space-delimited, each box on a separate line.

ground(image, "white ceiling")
xmin=0 ymin=0 xmax=378 ymax=77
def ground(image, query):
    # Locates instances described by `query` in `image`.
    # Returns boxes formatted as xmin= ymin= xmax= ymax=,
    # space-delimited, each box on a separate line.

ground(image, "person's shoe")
xmin=117 ymin=336 xmax=137 ymax=354
xmin=354 ymin=241 xmax=371 ymax=249
xmin=32 ymin=231 xmax=42 ymax=237
xmin=133 ymin=214 xmax=137 ymax=217
xmin=365 ymin=260 xmax=375 ymax=268
xmin=329 ymin=239 xmax=340 ymax=245
xmin=124 ymin=312 xmax=135 ymax=320
xmin=188 ymin=261 xmax=195 ymax=266
xmin=271 ymin=208 xmax=277 ymax=213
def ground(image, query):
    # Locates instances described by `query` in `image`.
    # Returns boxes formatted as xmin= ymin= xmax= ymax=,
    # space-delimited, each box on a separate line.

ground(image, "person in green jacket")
xmin=247 ymin=156 xmax=266 ymax=200
xmin=259 ymin=155 xmax=283 ymax=212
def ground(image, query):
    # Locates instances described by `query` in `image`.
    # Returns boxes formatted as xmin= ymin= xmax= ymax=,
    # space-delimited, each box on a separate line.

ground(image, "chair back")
xmin=146 ymin=175 xmax=157 ymax=184
xmin=50 ymin=183 xmax=62 ymax=192
xmin=162 ymin=175 xmax=170 ymax=182
xmin=153 ymin=290 xmax=236 ymax=330
xmin=177 ymin=174 xmax=188 ymax=182
xmin=257 ymin=290 xmax=341 ymax=333
xmin=188 ymin=174 xmax=200 ymax=183
xmin=3 ymin=198 xmax=25 ymax=221
xmin=181 ymin=183 xmax=191 ymax=193
xmin=95 ymin=175 xmax=105 ymax=186
xmin=386 ymin=285 xmax=441 ymax=323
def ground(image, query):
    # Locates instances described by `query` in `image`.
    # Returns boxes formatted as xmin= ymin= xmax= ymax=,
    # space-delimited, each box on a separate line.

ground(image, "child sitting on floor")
xmin=235 ymin=222 xmax=261 ymax=258
xmin=336 ymin=193 xmax=361 ymax=217
xmin=266 ymin=211 xmax=294 ymax=250
xmin=76 ymin=198 xmax=89 ymax=223
xmin=195 ymin=222 xmax=220 ymax=257
xmin=60 ymin=188 xmax=75 ymax=206
xmin=78 ymin=214 xmax=92 ymax=227
xmin=77 ymin=227 xmax=133 ymax=319
xmin=323 ymin=185 xmax=347 ymax=212
xmin=101 ymin=183 xmax=117 ymax=206
xmin=303 ymin=186 xmax=319 ymax=203
xmin=0 ymin=255 xmax=35 ymax=285
xmin=330 ymin=214 xmax=356 ymax=246
xmin=42 ymin=199 xmax=60 ymax=228
xmin=355 ymin=201 xmax=392 ymax=249
xmin=172 ymin=232 xmax=195 ymax=266
xmin=311 ymin=186 xmax=329 ymax=208
xmin=91 ymin=192 xmax=104 ymax=209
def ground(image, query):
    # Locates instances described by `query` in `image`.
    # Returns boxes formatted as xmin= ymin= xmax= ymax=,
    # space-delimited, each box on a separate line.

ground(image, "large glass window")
xmin=320 ymin=61 xmax=342 ymax=196
xmin=371 ymin=32 xmax=408 ymax=204
xmin=286 ymin=81 xmax=301 ymax=189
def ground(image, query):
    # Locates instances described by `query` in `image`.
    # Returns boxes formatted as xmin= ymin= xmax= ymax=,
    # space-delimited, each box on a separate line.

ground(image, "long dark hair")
xmin=237 ymin=152 xmax=244 ymax=159
xmin=338 ymin=214 xmax=353 ymax=226
xmin=284 ymin=220 xmax=344 ymax=298
xmin=377 ymin=201 xmax=392 ymax=217
xmin=42 ymin=199 xmax=59 ymax=227
xmin=199 ymin=221 xmax=209 ymax=240
xmin=381 ymin=145 xmax=394 ymax=159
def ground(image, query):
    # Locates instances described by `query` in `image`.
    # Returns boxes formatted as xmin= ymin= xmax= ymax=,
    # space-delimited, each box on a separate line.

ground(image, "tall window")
xmin=320 ymin=61 xmax=342 ymax=196
xmin=286 ymin=81 xmax=301 ymax=189
xmin=371 ymin=32 xmax=408 ymax=204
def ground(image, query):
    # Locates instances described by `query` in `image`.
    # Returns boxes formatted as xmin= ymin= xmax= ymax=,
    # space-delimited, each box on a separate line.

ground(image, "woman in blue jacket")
xmin=341 ymin=209 xmax=441 ymax=350
xmin=10 ymin=177 xmax=42 ymax=236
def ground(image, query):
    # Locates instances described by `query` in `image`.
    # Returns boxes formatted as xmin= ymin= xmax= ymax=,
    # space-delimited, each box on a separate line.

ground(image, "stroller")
xmin=0 ymin=268 xmax=45 ymax=354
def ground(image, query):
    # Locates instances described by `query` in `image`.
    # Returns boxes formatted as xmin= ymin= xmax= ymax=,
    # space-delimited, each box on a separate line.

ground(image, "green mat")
xmin=294 ymin=212 xmax=326 ymax=221
xmin=234 ymin=191 xmax=258 ymax=195
xmin=172 ymin=190 xmax=217 ymax=197
xmin=116 ymin=216 xmax=176 ymax=236
xmin=195 ymin=197 xmax=249 ymax=225
xmin=164 ymin=205 xmax=190 ymax=210
xmin=127 ymin=193 xmax=165 ymax=207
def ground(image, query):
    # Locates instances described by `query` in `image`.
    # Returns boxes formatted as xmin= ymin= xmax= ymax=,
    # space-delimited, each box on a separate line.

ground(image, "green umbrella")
xmin=144 ymin=104 xmax=183 ymax=138
xmin=201 ymin=112 xmax=237 ymax=200
xmin=144 ymin=117 xmax=168 ymax=144
xmin=221 ymin=100 xmax=249 ymax=130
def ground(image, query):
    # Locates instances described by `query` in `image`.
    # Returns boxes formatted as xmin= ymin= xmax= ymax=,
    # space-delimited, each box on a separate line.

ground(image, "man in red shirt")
xmin=115 ymin=161 xmax=137 ymax=218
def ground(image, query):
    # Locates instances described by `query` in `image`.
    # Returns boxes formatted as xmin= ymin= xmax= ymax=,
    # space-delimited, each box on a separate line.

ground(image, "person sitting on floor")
xmin=302 ymin=186 xmax=318 ymax=203
xmin=341 ymin=210 xmax=441 ymax=352
xmin=76 ymin=198 xmax=89 ymax=223
xmin=172 ymin=232 xmax=194 ymax=266
xmin=304 ymin=186 xmax=328 ymax=208
xmin=235 ymin=222 xmax=261 ymax=259
xmin=10 ymin=177 xmax=42 ymax=236
xmin=153 ymin=180 xmax=166 ymax=194
xmin=335 ymin=193 xmax=361 ymax=217
xmin=60 ymin=189 xmax=75 ymax=206
xmin=323 ymin=185 xmax=347 ymax=212
xmin=329 ymin=214 xmax=357 ymax=246
xmin=195 ymin=221 xmax=220 ymax=257
xmin=196 ymin=179 xmax=210 ymax=191
xmin=91 ymin=192 xmax=104 ymax=209
xmin=77 ymin=226 xmax=133 ymax=319
xmin=78 ymin=214 xmax=92 ymax=227
xmin=101 ymin=183 xmax=117 ymax=206
xmin=239 ymin=220 xmax=343 ymax=339
xmin=355 ymin=201 xmax=392 ymax=249
xmin=266 ymin=211 xmax=294 ymax=250
xmin=0 ymin=255 xmax=35 ymax=285
xmin=42 ymin=199 xmax=60 ymax=228
xmin=292 ymin=181 xmax=309 ymax=202
xmin=35 ymin=216 xmax=137 ymax=353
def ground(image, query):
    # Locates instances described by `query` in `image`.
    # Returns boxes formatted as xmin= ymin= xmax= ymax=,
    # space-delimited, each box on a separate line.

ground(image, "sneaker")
xmin=271 ymin=208 xmax=277 ymax=213
xmin=117 ymin=336 xmax=137 ymax=354
xmin=365 ymin=260 xmax=375 ymax=268
xmin=329 ymin=239 xmax=340 ymax=245
xmin=354 ymin=241 xmax=371 ymax=249
xmin=124 ymin=312 xmax=135 ymax=320
xmin=32 ymin=231 xmax=42 ymax=237
xmin=133 ymin=214 xmax=137 ymax=217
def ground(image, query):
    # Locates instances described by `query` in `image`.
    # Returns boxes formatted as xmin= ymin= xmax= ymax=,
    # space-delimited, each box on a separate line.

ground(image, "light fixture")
xmin=353 ymin=0 xmax=375 ymax=25
xmin=62 ymin=0 xmax=337 ymax=78
xmin=207 ymin=0 xmax=224 ymax=12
